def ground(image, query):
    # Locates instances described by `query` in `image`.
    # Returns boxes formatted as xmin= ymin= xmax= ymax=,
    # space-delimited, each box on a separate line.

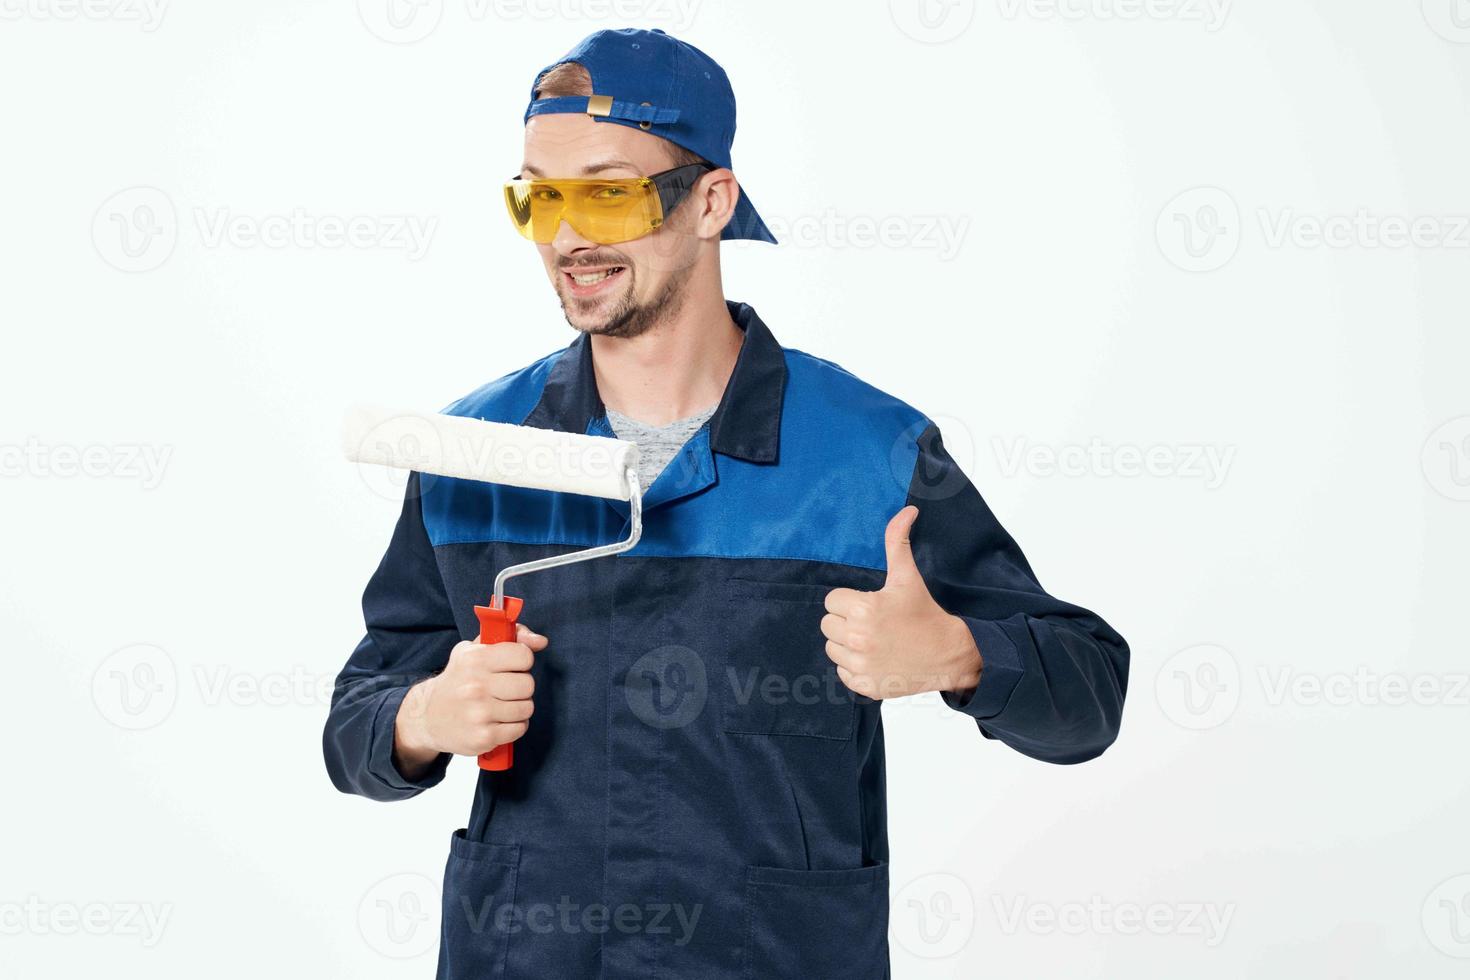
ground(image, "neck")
xmin=590 ymin=280 xmax=743 ymax=427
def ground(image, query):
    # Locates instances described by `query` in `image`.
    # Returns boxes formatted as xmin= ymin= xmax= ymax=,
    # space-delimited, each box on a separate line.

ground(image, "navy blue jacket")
xmin=324 ymin=300 xmax=1129 ymax=979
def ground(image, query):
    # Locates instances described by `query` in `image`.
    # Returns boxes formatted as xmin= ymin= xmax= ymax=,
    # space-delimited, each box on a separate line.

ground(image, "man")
xmin=324 ymin=27 xmax=1128 ymax=979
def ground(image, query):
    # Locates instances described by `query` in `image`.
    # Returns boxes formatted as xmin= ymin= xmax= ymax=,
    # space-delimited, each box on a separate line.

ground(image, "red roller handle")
xmin=473 ymin=595 xmax=524 ymax=772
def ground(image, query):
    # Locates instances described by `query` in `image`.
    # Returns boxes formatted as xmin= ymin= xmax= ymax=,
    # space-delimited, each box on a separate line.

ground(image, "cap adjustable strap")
xmin=527 ymin=95 xmax=681 ymax=126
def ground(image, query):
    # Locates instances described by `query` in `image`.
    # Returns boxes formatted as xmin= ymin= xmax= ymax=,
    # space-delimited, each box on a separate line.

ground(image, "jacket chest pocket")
xmin=721 ymin=579 xmax=855 ymax=741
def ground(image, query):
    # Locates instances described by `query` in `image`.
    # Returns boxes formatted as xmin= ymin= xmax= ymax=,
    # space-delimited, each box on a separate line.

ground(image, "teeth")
xmin=571 ymin=268 xmax=619 ymax=285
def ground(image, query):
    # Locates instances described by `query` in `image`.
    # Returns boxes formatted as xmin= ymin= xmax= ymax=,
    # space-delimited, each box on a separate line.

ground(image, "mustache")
xmin=557 ymin=255 xmax=629 ymax=271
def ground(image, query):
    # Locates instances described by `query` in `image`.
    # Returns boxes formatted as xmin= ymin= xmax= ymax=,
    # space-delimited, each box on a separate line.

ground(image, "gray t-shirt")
xmin=605 ymin=403 xmax=718 ymax=493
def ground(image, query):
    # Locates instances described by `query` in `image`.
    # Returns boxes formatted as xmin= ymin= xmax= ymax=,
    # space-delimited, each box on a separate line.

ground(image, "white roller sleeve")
xmin=343 ymin=404 xmax=639 ymax=501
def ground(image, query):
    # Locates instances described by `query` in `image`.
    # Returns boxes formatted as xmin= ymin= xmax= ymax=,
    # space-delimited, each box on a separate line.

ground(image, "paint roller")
xmin=343 ymin=405 xmax=642 ymax=772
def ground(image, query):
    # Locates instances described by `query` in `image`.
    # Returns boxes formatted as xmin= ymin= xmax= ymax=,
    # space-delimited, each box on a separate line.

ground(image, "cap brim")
xmin=722 ymin=186 xmax=777 ymax=244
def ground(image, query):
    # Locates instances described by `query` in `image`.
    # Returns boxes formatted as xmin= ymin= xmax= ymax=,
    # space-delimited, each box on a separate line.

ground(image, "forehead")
xmin=521 ymin=114 xmax=672 ymax=176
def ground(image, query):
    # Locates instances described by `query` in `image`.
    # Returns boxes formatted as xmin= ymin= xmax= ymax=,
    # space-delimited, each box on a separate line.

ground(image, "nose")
xmin=551 ymin=218 xmax=596 ymax=256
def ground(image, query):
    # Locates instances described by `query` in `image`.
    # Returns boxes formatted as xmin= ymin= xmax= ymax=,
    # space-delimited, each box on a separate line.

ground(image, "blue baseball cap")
xmin=523 ymin=28 xmax=777 ymax=245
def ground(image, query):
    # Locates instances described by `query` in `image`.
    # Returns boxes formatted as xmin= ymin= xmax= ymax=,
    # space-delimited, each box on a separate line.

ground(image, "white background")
xmin=2 ymin=1 xmax=1468 ymax=977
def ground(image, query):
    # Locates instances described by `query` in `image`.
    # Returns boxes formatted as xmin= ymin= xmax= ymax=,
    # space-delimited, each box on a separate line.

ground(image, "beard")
xmin=557 ymin=254 xmax=693 ymax=341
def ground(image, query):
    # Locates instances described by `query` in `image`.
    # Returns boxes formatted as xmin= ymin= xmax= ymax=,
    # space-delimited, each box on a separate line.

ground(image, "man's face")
xmin=520 ymin=113 xmax=703 ymax=339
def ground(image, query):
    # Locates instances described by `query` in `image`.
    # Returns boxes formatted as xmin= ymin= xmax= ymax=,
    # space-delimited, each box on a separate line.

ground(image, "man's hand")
xmin=821 ymin=506 xmax=982 ymax=701
xmin=392 ymin=623 xmax=547 ymax=780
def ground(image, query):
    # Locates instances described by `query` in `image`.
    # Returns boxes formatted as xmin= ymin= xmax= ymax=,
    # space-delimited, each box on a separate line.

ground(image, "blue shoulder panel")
xmin=420 ymin=346 xmax=930 ymax=573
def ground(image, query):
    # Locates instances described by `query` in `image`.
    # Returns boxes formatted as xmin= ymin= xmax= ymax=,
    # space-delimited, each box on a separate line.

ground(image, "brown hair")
xmin=533 ymin=61 xmax=707 ymax=170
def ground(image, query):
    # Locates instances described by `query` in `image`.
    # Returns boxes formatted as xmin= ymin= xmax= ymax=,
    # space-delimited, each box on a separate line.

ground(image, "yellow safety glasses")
xmin=504 ymin=162 xmax=714 ymax=245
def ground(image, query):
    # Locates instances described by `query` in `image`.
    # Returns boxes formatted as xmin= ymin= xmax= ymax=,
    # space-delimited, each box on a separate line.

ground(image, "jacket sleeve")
xmin=906 ymin=422 xmax=1129 ymax=764
xmin=323 ymin=472 xmax=459 ymax=800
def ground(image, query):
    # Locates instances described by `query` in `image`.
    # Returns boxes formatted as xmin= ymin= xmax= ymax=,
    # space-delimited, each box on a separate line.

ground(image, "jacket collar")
xmin=521 ymin=299 xmax=785 ymax=464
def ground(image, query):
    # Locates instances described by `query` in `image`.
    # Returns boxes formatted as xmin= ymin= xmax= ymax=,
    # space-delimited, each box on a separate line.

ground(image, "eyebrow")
xmin=519 ymin=158 xmax=643 ymax=178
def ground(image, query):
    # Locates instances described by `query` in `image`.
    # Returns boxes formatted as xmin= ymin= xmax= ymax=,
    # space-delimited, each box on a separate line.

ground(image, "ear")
xmin=693 ymin=167 xmax=740 ymax=242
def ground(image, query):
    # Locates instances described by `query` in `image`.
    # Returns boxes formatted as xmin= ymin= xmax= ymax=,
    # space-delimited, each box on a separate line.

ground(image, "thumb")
xmin=882 ymin=505 xmax=921 ymax=590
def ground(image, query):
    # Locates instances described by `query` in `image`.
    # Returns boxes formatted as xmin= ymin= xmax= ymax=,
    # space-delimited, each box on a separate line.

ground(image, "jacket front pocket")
xmin=744 ymin=862 xmax=890 ymax=980
xmin=437 ymin=829 xmax=519 ymax=980
xmin=722 ymin=579 xmax=855 ymax=741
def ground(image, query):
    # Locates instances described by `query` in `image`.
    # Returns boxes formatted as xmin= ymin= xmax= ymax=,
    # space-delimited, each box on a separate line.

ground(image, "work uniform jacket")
xmin=324 ymin=299 xmax=1129 ymax=979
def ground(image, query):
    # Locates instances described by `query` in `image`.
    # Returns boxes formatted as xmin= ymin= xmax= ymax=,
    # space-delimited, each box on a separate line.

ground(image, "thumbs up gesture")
xmin=821 ymin=506 xmax=983 ymax=701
